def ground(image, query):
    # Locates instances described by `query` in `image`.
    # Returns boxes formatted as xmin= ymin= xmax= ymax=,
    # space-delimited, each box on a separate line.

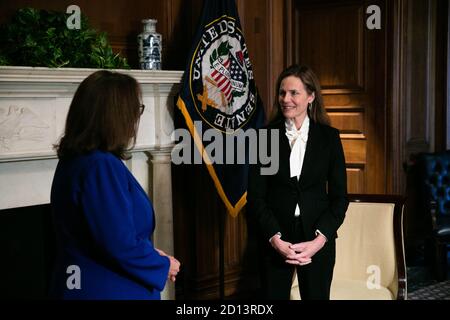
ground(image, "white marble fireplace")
xmin=0 ymin=66 xmax=182 ymax=299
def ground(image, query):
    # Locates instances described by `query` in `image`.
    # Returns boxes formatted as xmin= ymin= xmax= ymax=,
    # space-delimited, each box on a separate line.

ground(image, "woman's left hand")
xmin=285 ymin=234 xmax=327 ymax=265
xmin=156 ymin=248 xmax=181 ymax=282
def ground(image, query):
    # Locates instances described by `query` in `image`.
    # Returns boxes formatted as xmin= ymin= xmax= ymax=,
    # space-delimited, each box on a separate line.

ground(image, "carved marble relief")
xmin=0 ymin=105 xmax=50 ymax=151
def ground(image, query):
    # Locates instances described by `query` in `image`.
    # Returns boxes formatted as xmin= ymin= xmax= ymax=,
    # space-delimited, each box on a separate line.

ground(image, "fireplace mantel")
xmin=0 ymin=66 xmax=183 ymax=162
xmin=0 ymin=66 xmax=182 ymax=299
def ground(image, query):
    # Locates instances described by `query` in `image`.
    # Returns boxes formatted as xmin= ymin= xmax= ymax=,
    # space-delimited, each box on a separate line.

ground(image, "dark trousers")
xmin=261 ymin=216 xmax=335 ymax=300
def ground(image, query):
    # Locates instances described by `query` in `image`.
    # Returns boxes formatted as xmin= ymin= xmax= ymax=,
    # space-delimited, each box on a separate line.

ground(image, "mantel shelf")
xmin=0 ymin=66 xmax=183 ymax=84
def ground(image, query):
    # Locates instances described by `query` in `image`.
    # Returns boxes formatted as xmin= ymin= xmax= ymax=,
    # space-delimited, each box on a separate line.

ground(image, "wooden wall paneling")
xmin=267 ymin=0 xmax=287 ymax=121
xmin=404 ymin=0 xmax=435 ymax=156
xmin=164 ymin=0 xmax=204 ymax=70
xmin=387 ymin=0 xmax=407 ymax=195
xmin=328 ymin=112 xmax=365 ymax=133
xmin=341 ymin=136 xmax=366 ymax=165
xmin=238 ymin=0 xmax=270 ymax=112
xmin=285 ymin=0 xmax=293 ymax=67
xmin=223 ymin=210 xmax=248 ymax=297
xmin=294 ymin=3 xmax=364 ymax=92
xmin=0 ymin=0 xmax=198 ymax=70
xmin=164 ymin=0 xmax=188 ymax=70
xmin=364 ymin=0 xmax=387 ymax=194
xmin=98 ymin=1 xmax=167 ymax=69
xmin=173 ymin=163 xmax=226 ymax=300
xmin=174 ymin=160 xmax=258 ymax=298
xmin=239 ymin=0 xmax=287 ymax=120
xmin=195 ymin=165 xmax=227 ymax=300
xmin=400 ymin=0 xmax=437 ymax=255
xmin=346 ymin=168 xmax=365 ymax=193
xmin=328 ymin=106 xmax=365 ymax=194
xmin=238 ymin=0 xmax=287 ymax=121
xmin=236 ymin=0 xmax=245 ymax=26
xmin=221 ymin=208 xmax=261 ymax=299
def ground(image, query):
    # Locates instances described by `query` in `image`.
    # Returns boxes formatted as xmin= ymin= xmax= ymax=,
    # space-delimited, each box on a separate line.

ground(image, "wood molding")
xmin=404 ymin=0 xmax=434 ymax=154
xmin=387 ymin=0 xmax=407 ymax=194
xmin=426 ymin=0 xmax=437 ymax=151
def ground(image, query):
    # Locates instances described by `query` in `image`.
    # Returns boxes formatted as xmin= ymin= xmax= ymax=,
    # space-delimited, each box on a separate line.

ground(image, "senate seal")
xmin=190 ymin=16 xmax=257 ymax=133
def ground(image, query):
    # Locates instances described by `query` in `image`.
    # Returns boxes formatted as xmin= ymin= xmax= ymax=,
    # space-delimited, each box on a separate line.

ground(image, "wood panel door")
xmin=287 ymin=0 xmax=388 ymax=194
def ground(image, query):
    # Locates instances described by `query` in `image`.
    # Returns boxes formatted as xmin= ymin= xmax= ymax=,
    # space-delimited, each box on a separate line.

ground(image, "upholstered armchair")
xmin=417 ymin=151 xmax=450 ymax=281
xmin=291 ymin=194 xmax=407 ymax=300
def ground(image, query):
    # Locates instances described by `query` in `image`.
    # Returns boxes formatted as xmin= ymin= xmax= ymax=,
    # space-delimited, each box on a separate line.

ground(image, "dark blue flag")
xmin=176 ymin=0 xmax=265 ymax=217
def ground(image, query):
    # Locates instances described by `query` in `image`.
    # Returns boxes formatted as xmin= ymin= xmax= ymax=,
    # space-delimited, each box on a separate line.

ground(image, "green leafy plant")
xmin=0 ymin=8 xmax=129 ymax=69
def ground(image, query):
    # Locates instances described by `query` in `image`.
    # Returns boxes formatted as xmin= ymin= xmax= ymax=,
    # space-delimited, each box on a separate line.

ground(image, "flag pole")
xmin=219 ymin=208 xmax=225 ymax=299
xmin=175 ymin=0 xmax=265 ymax=299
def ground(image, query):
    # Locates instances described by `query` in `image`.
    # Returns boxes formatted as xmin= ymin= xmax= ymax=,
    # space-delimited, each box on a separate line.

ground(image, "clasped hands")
xmin=156 ymin=248 xmax=181 ymax=282
xmin=270 ymin=234 xmax=327 ymax=266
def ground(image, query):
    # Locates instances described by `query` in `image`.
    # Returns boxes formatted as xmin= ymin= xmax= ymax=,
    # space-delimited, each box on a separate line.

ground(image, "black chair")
xmin=417 ymin=151 xmax=450 ymax=281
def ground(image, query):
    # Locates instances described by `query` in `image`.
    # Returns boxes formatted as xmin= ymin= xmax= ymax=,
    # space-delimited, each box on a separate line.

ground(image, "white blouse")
xmin=285 ymin=116 xmax=309 ymax=217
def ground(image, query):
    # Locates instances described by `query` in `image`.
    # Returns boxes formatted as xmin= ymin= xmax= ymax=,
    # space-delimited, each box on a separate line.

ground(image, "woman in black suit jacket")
xmin=247 ymin=65 xmax=348 ymax=300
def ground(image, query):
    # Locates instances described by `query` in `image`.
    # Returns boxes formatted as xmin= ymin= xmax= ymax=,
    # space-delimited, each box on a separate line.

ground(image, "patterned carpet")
xmin=404 ymin=246 xmax=450 ymax=299
xmin=408 ymin=280 xmax=450 ymax=299
xmin=407 ymin=263 xmax=450 ymax=299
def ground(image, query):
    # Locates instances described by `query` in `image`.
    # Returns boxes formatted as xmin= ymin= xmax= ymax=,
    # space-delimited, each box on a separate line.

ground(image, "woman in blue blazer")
xmin=247 ymin=65 xmax=348 ymax=300
xmin=50 ymin=70 xmax=180 ymax=299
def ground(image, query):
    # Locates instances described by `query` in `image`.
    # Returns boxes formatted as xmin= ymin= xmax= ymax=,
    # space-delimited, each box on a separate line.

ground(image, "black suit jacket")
xmin=247 ymin=119 xmax=349 ymax=243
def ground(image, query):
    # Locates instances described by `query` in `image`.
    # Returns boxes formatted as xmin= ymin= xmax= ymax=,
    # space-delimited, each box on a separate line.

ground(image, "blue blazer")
xmin=50 ymin=150 xmax=169 ymax=300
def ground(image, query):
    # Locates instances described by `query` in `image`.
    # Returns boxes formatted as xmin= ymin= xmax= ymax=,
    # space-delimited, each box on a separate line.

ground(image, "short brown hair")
xmin=55 ymin=70 xmax=142 ymax=160
xmin=271 ymin=64 xmax=330 ymax=126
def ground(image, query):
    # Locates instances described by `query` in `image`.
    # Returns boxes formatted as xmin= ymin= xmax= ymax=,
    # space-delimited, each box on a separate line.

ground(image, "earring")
xmin=308 ymin=102 xmax=312 ymax=111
